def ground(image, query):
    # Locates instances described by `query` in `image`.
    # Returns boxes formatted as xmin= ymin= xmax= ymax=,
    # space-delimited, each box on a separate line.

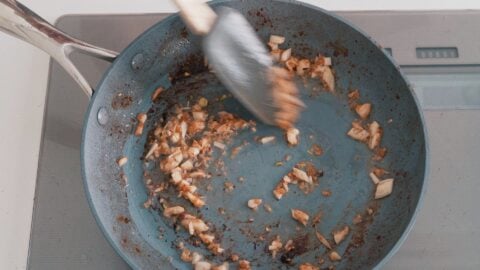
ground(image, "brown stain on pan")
xmin=111 ymin=93 xmax=133 ymax=110
xmin=247 ymin=8 xmax=274 ymax=29
xmin=169 ymin=53 xmax=207 ymax=84
xmin=327 ymin=40 xmax=349 ymax=57
xmin=280 ymin=234 xmax=310 ymax=265
xmin=116 ymin=215 xmax=131 ymax=224
xmin=345 ymin=201 xmax=380 ymax=257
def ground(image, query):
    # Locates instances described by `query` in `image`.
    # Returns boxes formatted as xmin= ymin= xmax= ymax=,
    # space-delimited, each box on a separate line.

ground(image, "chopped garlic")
xmin=269 ymin=35 xmax=285 ymax=44
xmin=271 ymin=49 xmax=282 ymax=61
xmin=333 ymin=225 xmax=350 ymax=244
xmin=137 ymin=113 xmax=147 ymax=123
xmin=369 ymin=172 xmax=381 ymax=184
xmin=134 ymin=113 xmax=147 ymax=136
xmin=212 ymin=262 xmax=229 ymax=270
xmin=292 ymin=168 xmax=313 ymax=184
xmin=171 ymin=168 xmax=183 ymax=184
xmin=315 ymin=231 xmax=332 ymax=249
xmin=181 ymin=215 xmax=209 ymax=234
xmin=355 ymin=103 xmax=372 ymax=119
xmin=369 ymin=132 xmax=382 ymax=150
xmin=193 ymin=111 xmax=207 ymax=121
xmin=198 ymin=233 xmax=215 ymax=244
xmin=284 ymin=239 xmax=294 ymax=252
xmin=213 ymin=141 xmax=226 ymax=150
xmin=347 ymin=125 xmax=369 ymax=142
xmin=151 ymin=87 xmax=164 ymax=101
xmin=180 ymin=121 xmax=188 ymax=139
xmin=223 ymin=181 xmax=235 ymax=193
xmin=190 ymin=170 xmax=208 ymax=179
xmin=268 ymin=236 xmax=283 ymax=258
xmin=117 ymin=156 xmax=128 ymax=167
xmin=181 ymin=160 xmax=194 ymax=171
xmin=170 ymin=132 xmax=181 ymax=144
xmin=145 ymin=143 xmax=159 ymax=159
xmin=329 ymin=251 xmax=342 ymax=261
xmin=286 ymin=127 xmax=300 ymax=146
xmin=191 ymin=252 xmax=203 ymax=264
xmin=280 ymin=48 xmax=292 ymax=62
xmin=260 ymin=136 xmax=276 ymax=144
xmin=238 ymin=260 xmax=251 ymax=270
xmin=208 ymin=242 xmax=224 ymax=255
xmin=369 ymin=121 xmax=380 ymax=134
xmin=188 ymin=147 xmax=200 ymax=157
xmin=322 ymin=57 xmax=332 ymax=66
xmin=285 ymin=57 xmax=299 ymax=71
xmin=291 ymin=209 xmax=309 ymax=226
xmin=268 ymin=41 xmax=279 ymax=51
xmin=143 ymin=198 xmax=152 ymax=209
xmin=273 ymin=178 xmax=289 ymax=200
xmin=184 ymin=192 xmax=206 ymax=208
xmin=247 ymin=198 xmax=263 ymax=210
xmin=368 ymin=121 xmax=382 ymax=149
xmin=373 ymin=167 xmax=387 ymax=177
xmin=180 ymin=248 xmax=193 ymax=262
xmin=195 ymin=261 xmax=212 ymax=270
xmin=317 ymin=66 xmax=335 ymax=92
xmin=299 ymin=263 xmax=320 ymax=270
xmin=163 ymin=206 xmax=185 ymax=218
xmin=273 ymin=185 xmax=287 ymax=200
xmin=375 ymin=178 xmax=394 ymax=199
xmin=230 ymin=254 xmax=239 ymax=262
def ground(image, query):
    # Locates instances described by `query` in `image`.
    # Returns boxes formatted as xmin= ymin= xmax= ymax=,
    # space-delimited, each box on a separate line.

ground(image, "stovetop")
xmin=28 ymin=12 xmax=480 ymax=270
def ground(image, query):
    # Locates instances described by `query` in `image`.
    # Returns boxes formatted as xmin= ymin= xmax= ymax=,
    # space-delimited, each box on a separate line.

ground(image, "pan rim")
xmin=81 ymin=0 xmax=429 ymax=269
xmin=80 ymin=9 xmax=184 ymax=270
xmin=287 ymin=2 xmax=429 ymax=269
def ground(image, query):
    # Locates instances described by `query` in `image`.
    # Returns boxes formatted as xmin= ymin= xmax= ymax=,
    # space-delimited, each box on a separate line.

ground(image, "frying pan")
xmin=0 ymin=0 xmax=428 ymax=269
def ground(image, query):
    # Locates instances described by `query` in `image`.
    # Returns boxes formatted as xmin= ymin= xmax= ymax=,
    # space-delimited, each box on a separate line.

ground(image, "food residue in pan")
xmin=291 ymin=209 xmax=310 ymax=226
xmin=129 ymin=34 xmax=397 ymax=268
xmin=247 ymin=198 xmax=263 ymax=211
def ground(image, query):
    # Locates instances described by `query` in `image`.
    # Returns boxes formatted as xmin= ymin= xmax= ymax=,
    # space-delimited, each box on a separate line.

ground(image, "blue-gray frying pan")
xmin=0 ymin=0 xmax=427 ymax=269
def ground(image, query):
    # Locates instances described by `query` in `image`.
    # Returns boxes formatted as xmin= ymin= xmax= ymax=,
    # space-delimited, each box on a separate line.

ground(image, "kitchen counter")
xmin=1 ymin=1 xmax=480 ymax=269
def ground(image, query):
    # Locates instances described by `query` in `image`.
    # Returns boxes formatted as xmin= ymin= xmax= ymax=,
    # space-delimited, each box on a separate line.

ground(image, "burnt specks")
xmin=327 ymin=41 xmax=349 ymax=58
xmin=180 ymin=27 xmax=189 ymax=39
xmin=280 ymin=234 xmax=310 ymax=265
xmin=169 ymin=54 xmax=208 ymax=84
xmin=345 ymin=202 xmax=380 ymax=256
xmin=247 ymin=8 xmax=274 ymax=28
xmin=111 ymin=93 xmax=133 ymax=110
xmin=117 ymin=215 xmax=131 ymax=224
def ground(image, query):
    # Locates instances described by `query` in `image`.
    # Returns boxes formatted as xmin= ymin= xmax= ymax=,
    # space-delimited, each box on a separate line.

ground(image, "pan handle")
xmin=0 ymin=0 xmax=118 ymax=97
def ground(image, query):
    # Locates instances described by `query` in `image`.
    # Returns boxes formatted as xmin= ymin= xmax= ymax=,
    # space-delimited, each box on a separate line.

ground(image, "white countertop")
xmin=1 ymin=1 xmax=480 ymax=269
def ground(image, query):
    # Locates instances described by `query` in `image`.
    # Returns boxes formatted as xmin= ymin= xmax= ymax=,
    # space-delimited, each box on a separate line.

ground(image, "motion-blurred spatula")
xmin=173 ymin=0 xmax=280 ymax=125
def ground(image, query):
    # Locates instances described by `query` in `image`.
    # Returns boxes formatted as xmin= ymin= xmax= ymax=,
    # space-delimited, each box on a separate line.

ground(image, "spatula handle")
xmin=173 ymin=0 xmax=217 ymax=36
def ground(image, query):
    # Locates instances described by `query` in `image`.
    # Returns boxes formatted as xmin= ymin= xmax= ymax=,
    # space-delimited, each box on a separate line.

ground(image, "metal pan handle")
xmin=0 ymin=0 xmax=118 ymax=97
